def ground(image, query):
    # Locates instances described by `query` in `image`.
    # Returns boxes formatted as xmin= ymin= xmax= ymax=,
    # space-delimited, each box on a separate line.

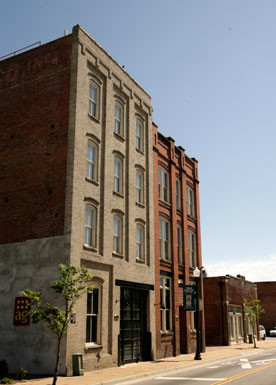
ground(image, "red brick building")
xmin=153 ymin=123 xmax=204 ymax=357
xmin=204 ymin=275 xmax=257 ymax=346
xmin=256 ymin=282 xmax=276 ymax=333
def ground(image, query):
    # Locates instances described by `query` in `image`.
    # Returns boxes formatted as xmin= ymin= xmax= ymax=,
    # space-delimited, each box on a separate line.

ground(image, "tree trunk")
xmin=253 ymin=334 xmax=256 ymax=348
xmin=52 ymin=335 xmax=62 ymax=385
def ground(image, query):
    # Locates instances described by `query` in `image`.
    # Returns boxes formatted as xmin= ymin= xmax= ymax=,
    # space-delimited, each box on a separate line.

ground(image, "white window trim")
xmin=159 ymin=216 xmax=171 ymax=261
xmin=136 ymin=223 xmax=145 ymax=261
xmin=84 ymin=205 xmax=97 ymax=249
xmin=177 ymin=224 xmax=182 ymax=264
xmin=113 ymin=156 xmax=123 ymax=195
xmin=114 ymin=100 xmax=124 ymax=137
xmin=158 ymin=166 xmax=170 ymax=203
xmin=86 ymin=140 xmax=98 ymax=182
xmin=136 ymin=119 xmax=144 ymax=152
xmin=89 ymin=80 xmax=100 ymax=120
xmin=186 ymin=185 xmax=195 ymax=217
xmin=86 ymin=285 xmax=101 ymax=345
xmin=136 ymin=169 xmax=144 ymax=204
xmin=176 ymin=178 xmax=181 ymax=210
xmin=113 ymin=214 xmax=123 ymax=255
xmin=188 ymin=229 xmax=197 ymax=268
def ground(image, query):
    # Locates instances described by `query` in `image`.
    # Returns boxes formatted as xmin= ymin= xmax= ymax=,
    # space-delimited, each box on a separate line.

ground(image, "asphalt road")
xmin=124 ymin=348 xmax=276 ymax=385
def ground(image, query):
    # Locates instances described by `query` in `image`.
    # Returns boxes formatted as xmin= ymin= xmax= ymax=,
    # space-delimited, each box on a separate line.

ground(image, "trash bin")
xmin=248 ymin=334 xmax=253 ymax=343
xmin=72 ymin=353 xmax=84 ymax=376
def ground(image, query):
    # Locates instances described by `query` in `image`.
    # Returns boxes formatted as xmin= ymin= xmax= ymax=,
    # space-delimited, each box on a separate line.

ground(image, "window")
xmin=186 ymin=185 xmax=195 ymax=217
xmin=84 ymin=205 xmax=97 ymax=248
xmin=136 ymin=224 xmax=145 ymax=261
xmin=176 ymin=178 xmax=181 ymax=210
xmin=188 ymin=229 xmax=197 ymax=268
xmin=158 ymin=166 xmax=169 ymax=203
xmin=113 ymin=215 xmax=123 ymax=254
xmin=114 ymin=157 xmax=123 ymax=194
xmin=177 ymin=225 xmax=182 ymax=264
xmin=86 ymin=287 xmax=100 ymax=344
xmin=86 ymin=140 xmax=98 ymax=181
xmin=89 ymin=81 xmax=99 ymax=119
xmin=160 ymin=277 xmax=172 ymax=332
xmin=159 ymin=217 xmax=170 ymax=260
xmin=136 ymin=119 xmax=143 ymax=152
xmin=115 ymin=101 xmax=123 ymax=136
xmin=136 ymin=170 xmax=144 ymax=204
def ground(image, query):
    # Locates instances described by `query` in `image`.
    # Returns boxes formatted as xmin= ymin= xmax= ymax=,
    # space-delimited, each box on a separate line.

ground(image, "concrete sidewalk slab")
xmin=15 ymin=339 xmax=276 ymax=385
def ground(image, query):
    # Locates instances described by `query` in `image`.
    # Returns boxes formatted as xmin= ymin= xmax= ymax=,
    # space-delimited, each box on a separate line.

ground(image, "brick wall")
xmin=0 ymin=35 xmax=72 ymax=244
xmin=257 ymin=282 xmax=276 ymax=333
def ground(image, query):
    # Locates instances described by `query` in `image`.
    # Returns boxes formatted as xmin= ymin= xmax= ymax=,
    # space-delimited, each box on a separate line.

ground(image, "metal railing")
xmin=0 ymin=41 xmax=41 ymax=61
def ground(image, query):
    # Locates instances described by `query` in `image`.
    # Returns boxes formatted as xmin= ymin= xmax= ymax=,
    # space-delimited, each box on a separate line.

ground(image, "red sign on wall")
xmin=13 ymin=297 xmax=31 ymax=326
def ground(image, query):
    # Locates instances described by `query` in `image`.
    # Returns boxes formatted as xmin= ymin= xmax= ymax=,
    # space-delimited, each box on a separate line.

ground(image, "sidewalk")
xmin=17 ymin=339 xmax=276 ymax=385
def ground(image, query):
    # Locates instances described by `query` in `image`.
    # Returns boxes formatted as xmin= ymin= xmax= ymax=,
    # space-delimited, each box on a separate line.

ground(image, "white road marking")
xmin=156 ymin=377 xmax=227 ymax=381
xmin=240 ymin=358 xmax=252 ymax=369
xmin=207 ymin=366 xmax=220 ymax=368
xmin=251 ymin=358 xmax=276 ymax=365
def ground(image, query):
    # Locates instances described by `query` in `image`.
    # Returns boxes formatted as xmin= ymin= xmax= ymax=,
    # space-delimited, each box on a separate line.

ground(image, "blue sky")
xmin=2 ymin=0 xmax=276 ymax=281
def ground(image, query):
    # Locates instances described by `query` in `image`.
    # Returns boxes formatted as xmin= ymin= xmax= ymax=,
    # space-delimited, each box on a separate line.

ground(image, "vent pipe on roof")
xmin=64 ymin=30 xmax=68 ymax=36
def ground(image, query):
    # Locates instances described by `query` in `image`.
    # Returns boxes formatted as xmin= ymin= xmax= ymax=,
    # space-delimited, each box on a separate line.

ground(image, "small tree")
xmin=244 ymin=299 xmax=265 ymax=348
xmin=19 ymin=264 xmax=93 ymax=385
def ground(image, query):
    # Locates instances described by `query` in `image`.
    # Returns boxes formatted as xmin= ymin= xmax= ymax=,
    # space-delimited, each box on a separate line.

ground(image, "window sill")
xmin=114 ymin=132 xmax=125 ymax=142
xmin=160 ymin=258 xmax=172 ymax=264
xmin=136 ymin=201 xmax=145 ymax=208
xmin=161 ymin=331 xmax=174 ymax=336
xmin=85 ymin=177 xmax=99 ymax=186
xmin=136 ymin=148 xmax=144 ymax=155
xmin=85 ymin=343 xmax=102 ymax=350
xmin=113 ymin=191 xmax=124 ymax=198
xmin=83 ymin=245 xmax=98 ymax=252
xmin=187 ymin=214 xmax=197 ymax=221
xmin=136 ymin=258 xmax=145 ymax=264
xmin=112 ymin=252 xmax=124 ymax=259
xmin=158 ymin=199 xmax=171 ymax=207
xmin=88 ymin=113 xmax=100 ymax=124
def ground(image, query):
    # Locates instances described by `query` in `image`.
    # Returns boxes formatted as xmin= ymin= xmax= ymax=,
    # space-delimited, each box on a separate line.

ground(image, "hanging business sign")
xmin=13 ymin=297 xmax=31 ymax=326
xmin=183 ymin=285 xmax=196 ymax=311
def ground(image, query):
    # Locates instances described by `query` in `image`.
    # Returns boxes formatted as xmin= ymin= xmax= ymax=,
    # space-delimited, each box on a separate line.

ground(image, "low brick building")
xmin=204 ymin=275 xmax=257 ymax=346
xmin=152 ymin=124 xmax=204 ymax=357
xmin=256 ymin=282 xmax=276 ymax=333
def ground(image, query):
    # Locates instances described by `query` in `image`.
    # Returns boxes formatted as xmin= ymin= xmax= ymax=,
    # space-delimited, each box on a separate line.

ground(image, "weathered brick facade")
xmin=153 ymin=123 xmax=204 ymax=357
xmin=0 ymin=36 xmax=72 ymax=244
xmin=256 ymin=282 xmax=276 ymax=333
xmin=204 ymin=275 xmax=257 ymax=346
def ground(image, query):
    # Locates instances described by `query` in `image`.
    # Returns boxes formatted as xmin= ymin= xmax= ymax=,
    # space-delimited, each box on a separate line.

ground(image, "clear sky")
xmin=1 ymin=0 xmax=276 ymax=282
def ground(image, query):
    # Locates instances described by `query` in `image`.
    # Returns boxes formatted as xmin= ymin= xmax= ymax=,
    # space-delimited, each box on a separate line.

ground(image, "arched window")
xmin=186 ymin=185 xmax=195 ymax=217
xmin=158 ymin=166 xmax=170 ymax=203
xmin=89 ymin=80 xmax=100 ymax=119
xmin=113 ymin=214 xmax=123 ymax=255
xmin=188 ymin=229 xmax=197 ymax=267
xmin=136 ymin=223 xmax=145 ymax=261
xmin=115 ymin=101 xmax=124 ymax=137
xmin=84 ymin=205 xmax=97 ymax=248
xmin=136 ymin=169 xmax=144 ymax=204
xmin=86 ymin=140 xmax=98 ymax=181
xmin=136 ymin=119 xmax=144 ymax=152
xmin=86 ymin=283 xmax=101 ymax=345
xmin=113 ymin=156 xmax=123 ymax=194
xmin=159 ymin=216 xmax=171 ymax=261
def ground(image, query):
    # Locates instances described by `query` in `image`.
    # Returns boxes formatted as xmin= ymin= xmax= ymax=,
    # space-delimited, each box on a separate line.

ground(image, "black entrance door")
xmin=119 ymin=287 xmax=148 ymax=364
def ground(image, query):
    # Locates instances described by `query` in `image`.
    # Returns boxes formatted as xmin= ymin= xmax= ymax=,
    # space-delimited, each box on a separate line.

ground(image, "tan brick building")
xmin=0 ymin=25 xmax=155 ymax=374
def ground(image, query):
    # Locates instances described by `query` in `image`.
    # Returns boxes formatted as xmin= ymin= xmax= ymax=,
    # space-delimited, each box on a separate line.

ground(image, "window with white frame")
xmin=89 ymin=81 xmax=100 ymax=119
xmin=177 ymin=224 xmax=182 ymax=264
xmin=86 ymin=286 xmax=100 ymax=344
xmin=159 ymin=217 xmax=171 ymax=260
xmin=136 ymin=169 xmax=144 ymax=204
xmin=158 ymin=166 xmax=169 ymax=203
xmin=160 ymin=277 xmax=172 ymax=332
xmin=84 ymin=205 xmax=97 ymax=248
xmin=113 ymin=157 xmax=123 ymax=194
xmin=115 ymin=101 xmax=123 ymax=136
xmin=176 ymin=178 xmax=181 ymax=210
xmin=186 ymin=185 xmax=195 ymax=217
xmin=113 ymin=215 xmax=123 ymax=254
xmin=136 ymin=119 xmax=143 ymax=152
xmin=136 ymin=223 xmax=145 ymax=261
xmin=86 ymin=140 xmax=98 ymax=181
xmin=188 ymin=229 xmax=197 ymax=268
